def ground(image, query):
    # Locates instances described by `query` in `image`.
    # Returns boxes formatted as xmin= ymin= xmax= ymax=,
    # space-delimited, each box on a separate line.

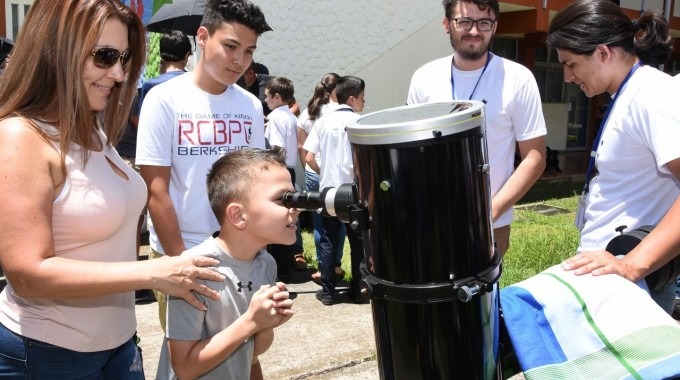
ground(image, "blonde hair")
xmin=0 ymin=0 xmax=146 ymax=164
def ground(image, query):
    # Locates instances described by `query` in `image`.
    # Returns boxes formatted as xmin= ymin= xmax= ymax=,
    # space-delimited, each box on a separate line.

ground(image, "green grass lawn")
xmin=300 ymin=178 xmax=584 ymax=288
xmin=501 ymin=192 xmax=580 ymax=287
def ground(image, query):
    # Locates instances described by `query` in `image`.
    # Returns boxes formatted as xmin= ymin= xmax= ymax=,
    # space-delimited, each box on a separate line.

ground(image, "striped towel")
xmin=500 ymin=265 xmax=680 ymax=379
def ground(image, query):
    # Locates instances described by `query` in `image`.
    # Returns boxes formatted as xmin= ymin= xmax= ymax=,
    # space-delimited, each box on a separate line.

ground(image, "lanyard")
xmin=582 ymin=62 xmax=641 ymax=194
xmin=450 ymin=51 xmax=492 ymax=101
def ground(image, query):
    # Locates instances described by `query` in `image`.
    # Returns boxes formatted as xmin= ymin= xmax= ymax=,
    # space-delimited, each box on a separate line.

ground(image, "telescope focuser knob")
xmin=457 ymin=284 xmax=481 ymax=302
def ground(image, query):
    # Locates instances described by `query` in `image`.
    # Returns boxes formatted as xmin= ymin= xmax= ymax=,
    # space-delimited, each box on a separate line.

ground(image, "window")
xmin=490 ymin=37 xmax=517 ymax=62
xmin=6 ymin=0 xmax=32 ymax=40
xmin=668 ymin=58 xmax=680 ymax=76
xmin=534 ymin=47 xmax=590 ymax=149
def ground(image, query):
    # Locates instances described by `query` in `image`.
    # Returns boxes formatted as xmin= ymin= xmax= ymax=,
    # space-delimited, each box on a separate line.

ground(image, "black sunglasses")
xmin=90 ymin=47 xmax=131 ymax=69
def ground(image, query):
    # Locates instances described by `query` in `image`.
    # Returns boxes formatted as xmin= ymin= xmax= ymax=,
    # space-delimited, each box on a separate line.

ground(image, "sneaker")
xmin=315 ymin=289 xmax=336 ymax=306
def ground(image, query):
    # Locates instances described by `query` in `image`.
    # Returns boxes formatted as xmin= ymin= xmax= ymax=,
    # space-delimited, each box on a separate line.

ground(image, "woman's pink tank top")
xmin=0 ymin=124 xmax=147 ymax=352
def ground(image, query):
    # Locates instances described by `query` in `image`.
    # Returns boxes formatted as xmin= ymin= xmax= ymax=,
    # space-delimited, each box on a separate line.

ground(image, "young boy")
xmin=136 ymin=0 xmax=270 ymax=331
xmin=264 ymin=77 xmax=298 ymax=170
xmin=263 ymin=77 xmax=305 ymax=280
xmin=302 ymin=76 xmax=367 ymax=305
xmin=156 ymin=148 xmax=297 ymax=380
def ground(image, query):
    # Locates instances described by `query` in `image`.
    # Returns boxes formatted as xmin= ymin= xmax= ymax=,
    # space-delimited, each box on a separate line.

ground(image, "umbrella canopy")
xmin=0 ymin=36 xmax=14 ymax=59
xmin=145 ymin=0 xmax=205 ymax=36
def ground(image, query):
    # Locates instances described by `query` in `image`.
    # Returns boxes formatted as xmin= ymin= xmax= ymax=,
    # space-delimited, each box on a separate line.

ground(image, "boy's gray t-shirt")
xmin=156 ymin=236 xmax=277 ymax=380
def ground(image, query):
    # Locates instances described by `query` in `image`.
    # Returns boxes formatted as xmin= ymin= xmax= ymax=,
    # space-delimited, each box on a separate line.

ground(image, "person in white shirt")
xmin=303 ymin=76 xmax=366 ymax=305
xmin=297 ymin=73 xmax=346 ymax=282
xmin=548 ymin=0 xmax=680 ymax=313
xmin=407 ymin=0 xmax=547 ymax=257
xmin=264 ymin=76 xmax=304 ymax=281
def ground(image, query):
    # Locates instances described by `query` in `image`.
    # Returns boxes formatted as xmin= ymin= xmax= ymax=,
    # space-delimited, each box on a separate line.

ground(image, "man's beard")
xmin=451 ymin=35 xmax=490 ymax=61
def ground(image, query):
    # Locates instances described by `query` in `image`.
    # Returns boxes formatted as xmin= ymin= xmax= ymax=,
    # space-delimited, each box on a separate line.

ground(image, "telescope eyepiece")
xmin=280 ymin=184 xmax=358 ymax=224
xmin=280 ymin=190 xmax=325 ymax=211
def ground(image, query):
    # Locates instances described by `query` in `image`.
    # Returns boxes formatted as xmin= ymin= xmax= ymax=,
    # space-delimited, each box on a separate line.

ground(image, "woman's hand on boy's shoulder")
xmin=148 ymin=255 xmax=225 ymax=310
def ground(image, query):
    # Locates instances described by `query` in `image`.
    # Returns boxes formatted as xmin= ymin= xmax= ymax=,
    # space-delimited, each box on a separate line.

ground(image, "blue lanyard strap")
xmin=582 ymin=62 xmax=641 ymax=194
xmin=450 ymin=51 xmax=492 ymax=101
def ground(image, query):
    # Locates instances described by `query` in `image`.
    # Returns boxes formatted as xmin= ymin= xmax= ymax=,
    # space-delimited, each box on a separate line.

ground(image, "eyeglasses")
xmin=450 ymin=17 xmax=496 ymax=31
xmin=90 ymin=47 xmax=131 ymax=69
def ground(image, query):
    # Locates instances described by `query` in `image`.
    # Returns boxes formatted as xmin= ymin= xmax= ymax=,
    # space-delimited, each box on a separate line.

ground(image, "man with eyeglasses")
xmin=407 ymin=0 xmax=546 ymax=257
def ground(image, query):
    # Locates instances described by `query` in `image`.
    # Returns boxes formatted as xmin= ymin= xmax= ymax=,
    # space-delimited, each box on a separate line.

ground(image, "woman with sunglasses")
xmin=547 ymin=0 xmax=680 ymax=314
xmin=0 ymin=1 xmax=224 ymax=377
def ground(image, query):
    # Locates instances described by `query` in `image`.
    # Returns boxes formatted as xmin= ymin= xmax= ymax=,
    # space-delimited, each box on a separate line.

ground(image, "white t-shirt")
xmin=297 ymin=102 xmax=339 ymax=172
xmin=579 ymin=65 xmax=680 ymax=250
xmin=302 ymin=105 xmax=358 ymax=190
xmin=265 ymin=105 xmax=298 ymax=167
xmin=407 ymin=53 xmax=546 ymax=227
xmin=136 ymin=72 xmax=265 ymax=253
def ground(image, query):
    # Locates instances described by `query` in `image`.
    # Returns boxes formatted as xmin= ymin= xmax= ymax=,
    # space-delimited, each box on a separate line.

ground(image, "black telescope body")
xmin=283 ymin=101 xmax=500 ymax=379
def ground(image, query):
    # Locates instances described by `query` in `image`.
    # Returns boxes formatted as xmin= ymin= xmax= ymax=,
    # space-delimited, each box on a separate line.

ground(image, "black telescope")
xmin=284 ymin=101 xmax=501 ymax=379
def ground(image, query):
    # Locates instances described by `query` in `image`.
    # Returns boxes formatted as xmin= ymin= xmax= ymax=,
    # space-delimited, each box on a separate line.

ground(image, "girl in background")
xmin=297 ymin=73 xmax=346 ymax=282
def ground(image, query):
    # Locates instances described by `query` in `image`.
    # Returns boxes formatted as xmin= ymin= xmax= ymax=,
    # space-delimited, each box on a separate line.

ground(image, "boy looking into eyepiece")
xmin=156 ymin=148 xmax=297 ymax=380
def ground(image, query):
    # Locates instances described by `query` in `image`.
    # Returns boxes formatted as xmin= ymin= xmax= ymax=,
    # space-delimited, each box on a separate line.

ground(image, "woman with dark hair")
xmin=0 ymin=0 xmax=222 ymax=377
xmin=547 ymin=0 xmax=680 ymax=313
xmin=297 ymin=73 xmax=346 ymax=281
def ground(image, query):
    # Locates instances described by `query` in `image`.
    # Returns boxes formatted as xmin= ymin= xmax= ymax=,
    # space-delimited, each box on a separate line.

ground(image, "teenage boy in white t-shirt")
xmin=136 ymin=0 xmax=270 ymax=332
xmin=264 ymin=76 xmax=303 ymax=281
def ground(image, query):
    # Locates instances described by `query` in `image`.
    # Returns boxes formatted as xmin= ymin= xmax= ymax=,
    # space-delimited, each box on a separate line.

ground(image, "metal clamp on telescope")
xmin=280 ymin=183 xmax=370 ymax=232
xmin=361 ymin=247 xmax=502 ymax=304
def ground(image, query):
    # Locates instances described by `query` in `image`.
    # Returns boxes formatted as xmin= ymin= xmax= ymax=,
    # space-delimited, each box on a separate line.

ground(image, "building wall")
xmin=253 ymin=0 xmax=447 ymax=112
